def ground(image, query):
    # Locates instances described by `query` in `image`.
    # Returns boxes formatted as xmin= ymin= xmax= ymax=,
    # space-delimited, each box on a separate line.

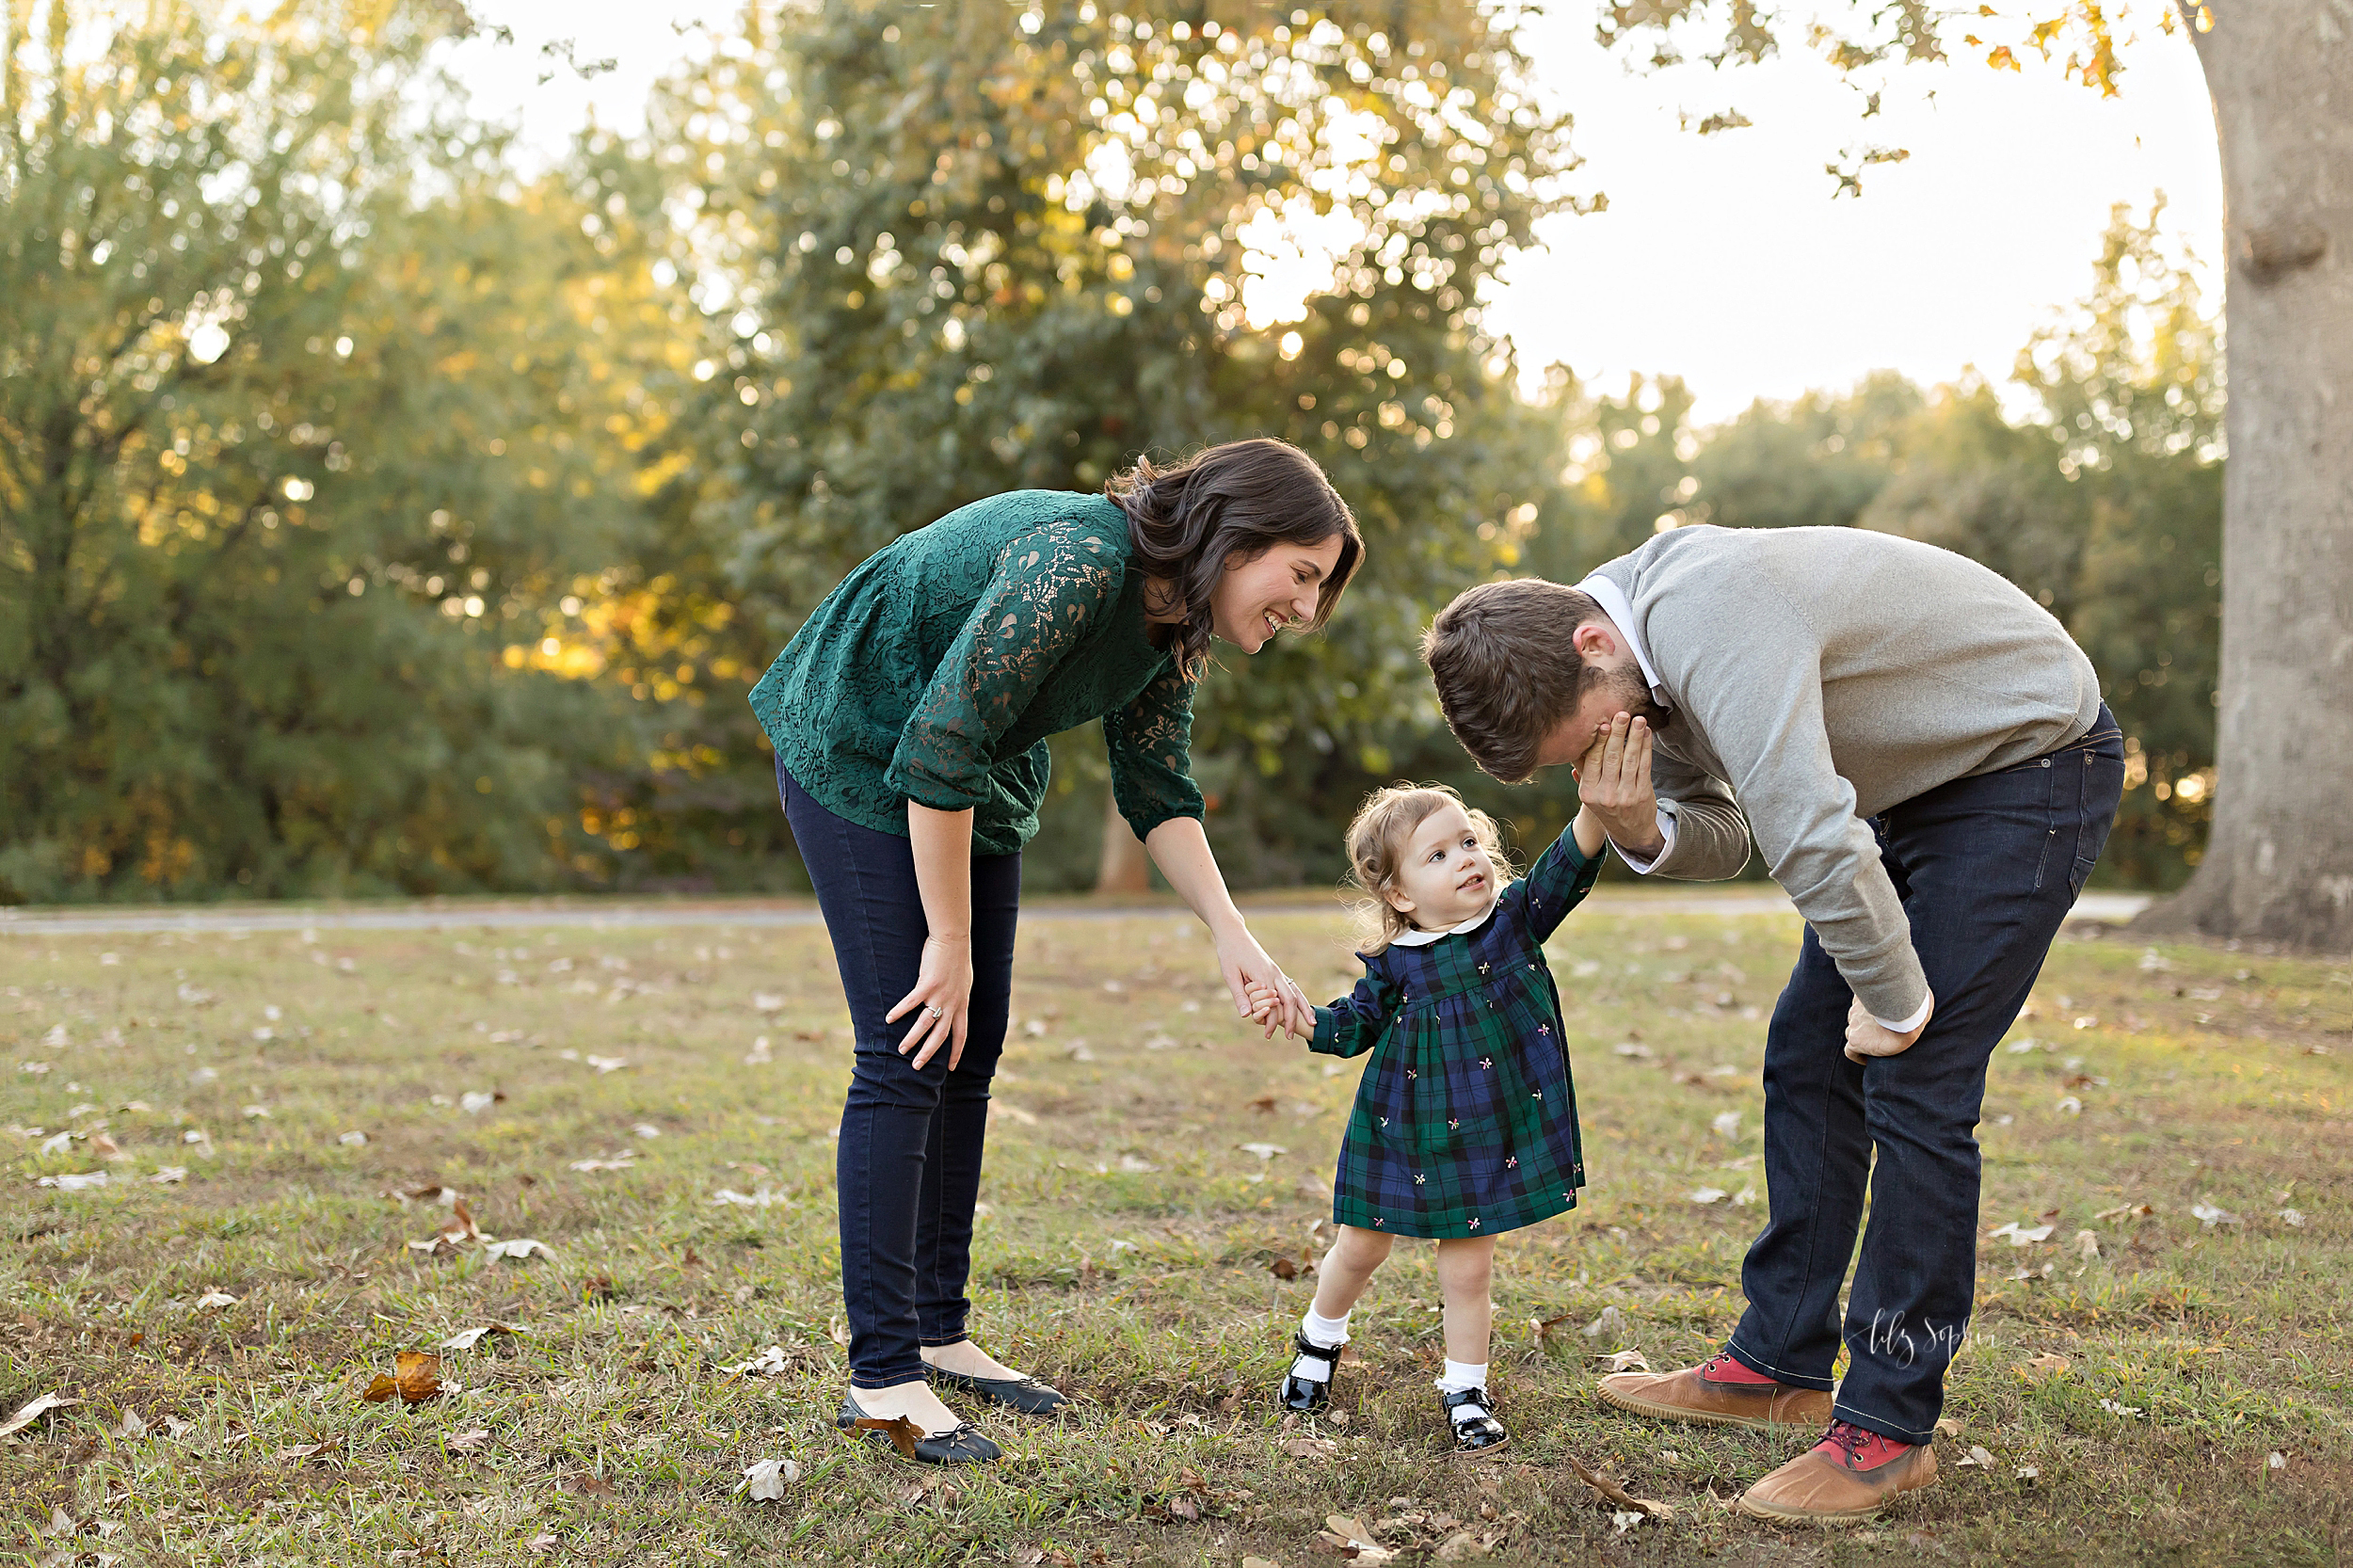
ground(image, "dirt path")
xmin=0 ymin=889 xmax=2153 ymax=936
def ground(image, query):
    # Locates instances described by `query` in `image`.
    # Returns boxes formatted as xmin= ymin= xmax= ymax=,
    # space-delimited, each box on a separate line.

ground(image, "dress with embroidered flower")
xmin=1309 ymin=825 xmax=1601 ymax=1240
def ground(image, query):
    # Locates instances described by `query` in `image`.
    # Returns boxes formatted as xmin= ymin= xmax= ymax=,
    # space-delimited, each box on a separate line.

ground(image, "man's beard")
xmin=1603 ymin=663 xmax=1671 ymax=730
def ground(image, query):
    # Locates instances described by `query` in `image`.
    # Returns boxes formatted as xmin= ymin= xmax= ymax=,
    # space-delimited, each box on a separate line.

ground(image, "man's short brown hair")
xmin=1421 ymin=579 xmax=1610 ymax=783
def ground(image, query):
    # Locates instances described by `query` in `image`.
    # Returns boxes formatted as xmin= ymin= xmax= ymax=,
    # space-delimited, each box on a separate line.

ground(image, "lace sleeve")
xmin=886 ymin=525 xmax=1126 ymax=813
xmin=1103 ymin=662 xmax=1205 ymax=840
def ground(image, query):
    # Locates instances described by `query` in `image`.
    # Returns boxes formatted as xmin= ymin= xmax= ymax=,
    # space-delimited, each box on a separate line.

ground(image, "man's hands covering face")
xmin=1573 ymin=712 xmax=1663 ymax=859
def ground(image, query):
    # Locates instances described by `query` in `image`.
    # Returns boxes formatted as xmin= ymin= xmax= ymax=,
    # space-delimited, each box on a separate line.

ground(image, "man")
xmin=1423 ymin=523 xmax=2123 ymax=1523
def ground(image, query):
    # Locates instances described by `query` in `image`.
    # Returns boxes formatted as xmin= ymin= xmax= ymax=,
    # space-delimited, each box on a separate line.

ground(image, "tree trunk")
xmin=1094 ymin=791 xmax=1152 ymax=895
xmin=2139 ymin=4 xmax=2353 ymax=952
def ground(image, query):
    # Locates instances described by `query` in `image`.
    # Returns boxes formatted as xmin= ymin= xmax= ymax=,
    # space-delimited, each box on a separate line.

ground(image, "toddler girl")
xmin=1250 ymin=725 xmax=1651 ymax=1454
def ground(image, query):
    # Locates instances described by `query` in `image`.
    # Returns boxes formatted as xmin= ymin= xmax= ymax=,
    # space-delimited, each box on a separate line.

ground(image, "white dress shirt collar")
xmin=1575 ymin=571 xmax=1673 ymax=712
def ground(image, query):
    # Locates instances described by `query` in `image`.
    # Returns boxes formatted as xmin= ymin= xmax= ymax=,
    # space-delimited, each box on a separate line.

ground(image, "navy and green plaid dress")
xmin=1309 ymin=829 xmax=1601 ymax=1240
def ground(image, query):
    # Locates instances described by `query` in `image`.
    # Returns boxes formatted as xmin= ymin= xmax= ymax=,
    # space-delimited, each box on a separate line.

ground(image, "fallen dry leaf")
xmin=1529 ymin=1309 xmax=1577 ymax=1344
xmin=1321 ymin=1514 xmax=1395 ymax=1561
xmin=855 ymin=1415 xmax=925 ymax=1461
xmin=446 ymin=1428 xmax=491 ymax=1452
xmin=568 ymin=1472 xmax=615 ymax=1496
xmin=0 ymin=1391 xmax=80 ymax=1439
xmin=1957 ymin=1445 xmax=1996 ymax=1469
xmin=1594 ymin=1349 xmax=1652 ymax=1373
xmin=281 ymin=1438 xmax=343 ymax=1461
xmin=1988 ymin=1221 xmax=2055 ymax=1246
xmin=114 ymin=1409 xmax=147 ymax=1439
xmin=736 ymin=1456 xmax=799 ymax=1500
xmin=439 ymin=1321 xmax=528 ymax=1352
xmin=361 ymin=1351 xmax=443 ymax=1404
xmin=484 ymin=1239 xmax=550 ymax=1261
xmin=524 ymin=1532 xmax=560 ymax=1556
xmin=194 ymin=1289 xmax=237 ymax=1310
xmin=1433 ymin=1531 xmax=1490 ymax=1561
xmin=2024 ymin=1352 xmax=2072 ymax=1382
xmin=721 ymin=1345 xmax=792 ymax=1378
xmin=1282 ymin=1435 xmax=1339 ymax=1459
xmin=1567 ymin=1455 xmax=1673 ymax=1520
xmin=1934 ymin=1417 xmax=1964 ymax=1438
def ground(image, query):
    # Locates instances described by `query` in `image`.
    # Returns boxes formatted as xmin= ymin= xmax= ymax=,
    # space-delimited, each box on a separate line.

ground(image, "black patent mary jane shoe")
xmin=1444 ymin=1387 xmax=1510 ymax=1458
xmin=926 ymin=1362 xmax=1071 ymax=1416
xmin=836 ymin=1392 xmax=1002 ymax=1465
xmin=1278 ymin=1332 xmax=1344 ymax=1415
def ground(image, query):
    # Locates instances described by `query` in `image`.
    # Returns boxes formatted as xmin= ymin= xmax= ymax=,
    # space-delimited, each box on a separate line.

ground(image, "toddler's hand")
xmin=1243 ymin=982 xmax=1286 ymax=1027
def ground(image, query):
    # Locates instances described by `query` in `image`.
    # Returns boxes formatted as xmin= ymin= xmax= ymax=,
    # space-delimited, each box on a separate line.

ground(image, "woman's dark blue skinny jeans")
xmin=779 ymin=760 xmax=1021 ymax=1389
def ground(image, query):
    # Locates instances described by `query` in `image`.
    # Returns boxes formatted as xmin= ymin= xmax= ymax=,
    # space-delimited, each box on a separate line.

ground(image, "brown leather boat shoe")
xmin=1595 ymin=1351 xmax=1834 ymax=1432
xmin=1736 ymin=1420 xmax=1940 ymax=1523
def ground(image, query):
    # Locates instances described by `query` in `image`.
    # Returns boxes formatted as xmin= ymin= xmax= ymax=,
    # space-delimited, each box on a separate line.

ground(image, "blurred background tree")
xmin=0 ymin=0 xmax=648 ymax=901
xmin=601 ymin=0 xmax=1574 ymax=894
xmin=0 ymin=2 xmax=2232 ymax=904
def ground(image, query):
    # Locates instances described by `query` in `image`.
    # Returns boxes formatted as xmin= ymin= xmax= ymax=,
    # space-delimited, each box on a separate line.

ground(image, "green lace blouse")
xmin=749 ymin=490 xmax=1205 ymax=856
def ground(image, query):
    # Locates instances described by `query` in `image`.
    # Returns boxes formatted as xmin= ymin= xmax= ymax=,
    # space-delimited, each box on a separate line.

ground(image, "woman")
xmin=751 ymin=438 xmax=1363 ymax=1464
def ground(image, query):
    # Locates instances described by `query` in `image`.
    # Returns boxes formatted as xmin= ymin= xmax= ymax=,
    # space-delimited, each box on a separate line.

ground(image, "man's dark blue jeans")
xmin=779 ymin=761 xmax=1022 ymax=1391
xmin=1724 ymin=709 xmax=2124 ymax=1443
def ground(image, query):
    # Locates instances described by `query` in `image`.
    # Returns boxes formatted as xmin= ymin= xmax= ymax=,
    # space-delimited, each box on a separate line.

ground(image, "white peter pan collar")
xmin=1388 ymin=894 xmax=1500 ymax=947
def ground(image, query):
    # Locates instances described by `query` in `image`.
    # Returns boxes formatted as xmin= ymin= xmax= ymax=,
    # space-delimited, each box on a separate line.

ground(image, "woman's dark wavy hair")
xmin=1105 ymin=438 xmax=1364 ymax=680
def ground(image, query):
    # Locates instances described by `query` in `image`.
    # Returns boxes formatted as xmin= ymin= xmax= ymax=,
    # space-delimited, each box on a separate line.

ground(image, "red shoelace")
xmin=1816 ymin=1419 xmax=1913 ymax=1471
xmin=1698 ymin=1350 xmax=1777 ymax=1386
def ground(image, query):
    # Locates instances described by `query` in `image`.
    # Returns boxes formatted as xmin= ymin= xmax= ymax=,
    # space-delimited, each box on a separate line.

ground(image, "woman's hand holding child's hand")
xmin=1243 ymin=981 xmax=1289 ymax=1031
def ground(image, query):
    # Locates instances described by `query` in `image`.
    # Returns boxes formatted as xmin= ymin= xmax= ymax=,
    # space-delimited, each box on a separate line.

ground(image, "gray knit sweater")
xmin=1587 ymin=524 xmax=2103 ymax=1022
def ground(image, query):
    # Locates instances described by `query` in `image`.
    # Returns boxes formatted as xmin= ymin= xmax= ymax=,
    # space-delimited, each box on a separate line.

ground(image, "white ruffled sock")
xmin=1290 ymin=1308 xmax=1352 ymax=1383
xmin=1436 ymin=1359 xmax=1491 ymax=1421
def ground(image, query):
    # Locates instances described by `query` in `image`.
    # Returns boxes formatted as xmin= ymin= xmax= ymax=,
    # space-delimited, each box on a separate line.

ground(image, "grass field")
xmin=5 ymin=895 xmax=2349 ymax=1567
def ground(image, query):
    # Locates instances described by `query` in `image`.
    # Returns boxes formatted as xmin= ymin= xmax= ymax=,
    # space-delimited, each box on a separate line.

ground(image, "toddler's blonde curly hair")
xmin=1343 ymin=783 xmax=1514 ymax=954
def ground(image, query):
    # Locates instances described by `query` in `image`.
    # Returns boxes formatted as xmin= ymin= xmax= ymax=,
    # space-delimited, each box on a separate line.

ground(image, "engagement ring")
xmin=923 ymin=1004 xmax=942 ymax=1018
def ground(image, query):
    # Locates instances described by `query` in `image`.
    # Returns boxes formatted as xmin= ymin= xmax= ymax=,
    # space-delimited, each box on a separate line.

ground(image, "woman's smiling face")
xmin=1209 ymin=535 xmax=1347 ymax=653
xmin=1384 ymin=801 xmax=1501 ymax=932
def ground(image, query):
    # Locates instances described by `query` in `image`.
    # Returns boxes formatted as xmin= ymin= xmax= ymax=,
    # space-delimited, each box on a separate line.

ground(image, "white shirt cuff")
xmin=1874 ymin=995 xmax=1932 ymax=1035
xmin=1610 ymin=807 xmax=1678 ymax=875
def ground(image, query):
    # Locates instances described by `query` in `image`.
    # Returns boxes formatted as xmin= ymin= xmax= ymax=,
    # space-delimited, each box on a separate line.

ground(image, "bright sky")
xmin=442 ymin=2 xmax=2224 ymax=424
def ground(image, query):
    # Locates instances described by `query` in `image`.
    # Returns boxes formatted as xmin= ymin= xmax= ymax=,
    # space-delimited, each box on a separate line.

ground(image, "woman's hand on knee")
xmin=888 ymin=935 xmax=973 ymax=1069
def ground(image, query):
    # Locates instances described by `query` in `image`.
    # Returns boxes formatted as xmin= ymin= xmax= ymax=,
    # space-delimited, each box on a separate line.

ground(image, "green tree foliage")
xmin=1865 ymin=204 xmax=2222 ymax=885
xmin=0 ymin=0 xmax=646 ymax=901
xmin=1512 ymin=204 xmax=2220 ymax=887
xmin=624 ymin=0 xmax=1577 ymax=888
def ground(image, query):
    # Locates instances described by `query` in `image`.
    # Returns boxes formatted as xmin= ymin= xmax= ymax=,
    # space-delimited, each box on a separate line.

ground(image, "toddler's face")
xmin=1385 ymin=802 xmax=1500 ymax=933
